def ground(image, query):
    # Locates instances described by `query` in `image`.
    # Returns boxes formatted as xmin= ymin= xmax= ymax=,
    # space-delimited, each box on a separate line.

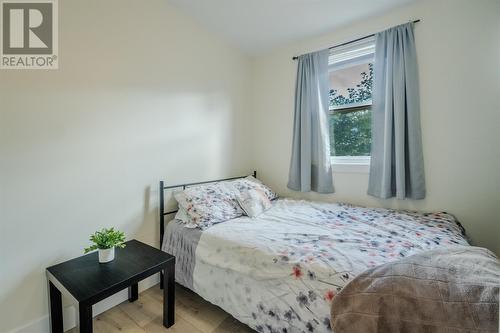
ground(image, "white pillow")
xmin=172 ymin=176 xmax=278 ymax=229
xmin=237 ymin=189 xmax=272 ymax=218
xmin=232 ymin=176 xmax=278 ymax=201
xmin=173 ymin=182 xmax=244 ymax=229
xmin=174 ymin=207 xmax=198 ymax=228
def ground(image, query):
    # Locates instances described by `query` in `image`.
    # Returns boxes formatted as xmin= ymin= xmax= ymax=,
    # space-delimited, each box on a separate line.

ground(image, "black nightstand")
xmin=46 ymin=239 xmax=175 ymax=333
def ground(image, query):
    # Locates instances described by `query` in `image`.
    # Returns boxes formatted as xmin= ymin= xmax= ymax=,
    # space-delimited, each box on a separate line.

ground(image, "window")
xmin=329 ymin=38 xmax=374 ymax=167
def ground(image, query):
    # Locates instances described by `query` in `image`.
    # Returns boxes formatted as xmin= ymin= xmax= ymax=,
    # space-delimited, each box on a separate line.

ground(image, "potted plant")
xmin=84 ymin=228 xmax=126 ymax=263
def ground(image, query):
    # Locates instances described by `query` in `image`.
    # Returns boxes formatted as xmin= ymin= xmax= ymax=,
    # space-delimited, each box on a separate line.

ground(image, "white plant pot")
xmin=98 ymin=247 xmax=115 ymax=263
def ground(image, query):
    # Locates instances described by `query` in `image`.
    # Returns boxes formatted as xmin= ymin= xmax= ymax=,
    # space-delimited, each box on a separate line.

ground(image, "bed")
xmin=159 ymin=173 xmax=469 ymax=333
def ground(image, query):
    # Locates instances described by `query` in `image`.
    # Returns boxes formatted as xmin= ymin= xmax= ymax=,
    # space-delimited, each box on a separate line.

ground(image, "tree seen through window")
xmin=329 ymin=62 xmax=373 ymax=156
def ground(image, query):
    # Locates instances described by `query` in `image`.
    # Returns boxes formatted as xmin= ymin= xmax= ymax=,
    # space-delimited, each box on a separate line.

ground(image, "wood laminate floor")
xmin=68 ymin=284 xmax=255 ymax=333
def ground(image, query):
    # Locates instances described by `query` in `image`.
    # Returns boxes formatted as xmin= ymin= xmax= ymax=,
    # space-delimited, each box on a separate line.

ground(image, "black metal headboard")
xmin=159 ymin=170 xmax=257 ymax=249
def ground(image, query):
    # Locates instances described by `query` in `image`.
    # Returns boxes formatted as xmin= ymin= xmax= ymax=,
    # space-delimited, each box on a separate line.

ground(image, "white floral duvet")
xmin=189 ymin=199 xmax=468 ymax=333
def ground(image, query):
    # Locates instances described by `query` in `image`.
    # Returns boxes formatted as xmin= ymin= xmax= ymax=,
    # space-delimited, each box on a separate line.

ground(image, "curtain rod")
xmin=292 ymin=19 xmax=420 ymax=60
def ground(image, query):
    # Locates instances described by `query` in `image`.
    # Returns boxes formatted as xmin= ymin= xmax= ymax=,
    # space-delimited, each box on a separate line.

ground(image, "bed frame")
xmin=158 ymin=171 xmax=257 ymax=288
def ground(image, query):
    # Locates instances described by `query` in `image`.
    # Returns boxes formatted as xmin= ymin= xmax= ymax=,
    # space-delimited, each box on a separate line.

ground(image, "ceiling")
xmin=166 ymin=0 xmax=416 ymax=55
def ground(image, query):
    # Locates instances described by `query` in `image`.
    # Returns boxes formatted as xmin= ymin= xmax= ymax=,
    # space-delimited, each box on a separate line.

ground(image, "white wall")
xmin=251 ymin=0 xmax=500 ymax=255
xmin=0 ymin=1 xmax=252 ymax=332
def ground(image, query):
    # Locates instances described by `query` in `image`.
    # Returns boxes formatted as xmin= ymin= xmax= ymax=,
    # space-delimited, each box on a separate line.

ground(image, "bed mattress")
xmin=162 ymin=199 xmax=468 ymax=333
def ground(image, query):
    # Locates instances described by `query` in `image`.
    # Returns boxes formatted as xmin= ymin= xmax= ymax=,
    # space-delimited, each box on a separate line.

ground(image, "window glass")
xmin=329 ymin=62 xmax=372 ymax=108
xmin=329 ymin=58 xmax=373 ymax=157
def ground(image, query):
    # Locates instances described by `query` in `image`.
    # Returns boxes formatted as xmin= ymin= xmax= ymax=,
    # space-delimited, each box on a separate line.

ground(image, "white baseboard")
xmin=10 ymin=274 xmax=160 ymax=333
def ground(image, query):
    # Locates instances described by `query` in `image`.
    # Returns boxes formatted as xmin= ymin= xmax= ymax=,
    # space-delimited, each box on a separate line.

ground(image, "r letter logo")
xmin=1 ymin=0 xmax=58 ymax=69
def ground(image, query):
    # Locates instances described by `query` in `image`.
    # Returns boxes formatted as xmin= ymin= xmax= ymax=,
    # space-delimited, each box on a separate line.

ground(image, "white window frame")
xmin=329 ymin=37 xmax=375 ymax=173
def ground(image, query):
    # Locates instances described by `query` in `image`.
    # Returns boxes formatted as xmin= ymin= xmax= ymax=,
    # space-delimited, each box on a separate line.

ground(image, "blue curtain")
xmin=287 ymin=49 xmax=334 ymax=193
xmin=368 ymin=22 xmax=425 ymax=199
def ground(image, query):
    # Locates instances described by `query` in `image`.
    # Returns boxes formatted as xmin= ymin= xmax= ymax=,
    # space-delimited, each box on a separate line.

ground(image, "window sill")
xmin=331 ymin=156 xmax=370 ymax=174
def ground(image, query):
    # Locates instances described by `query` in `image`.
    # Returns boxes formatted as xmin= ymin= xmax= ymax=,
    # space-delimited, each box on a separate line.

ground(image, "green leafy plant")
xmin=84 ymin=228 xmax=126 ymax=253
